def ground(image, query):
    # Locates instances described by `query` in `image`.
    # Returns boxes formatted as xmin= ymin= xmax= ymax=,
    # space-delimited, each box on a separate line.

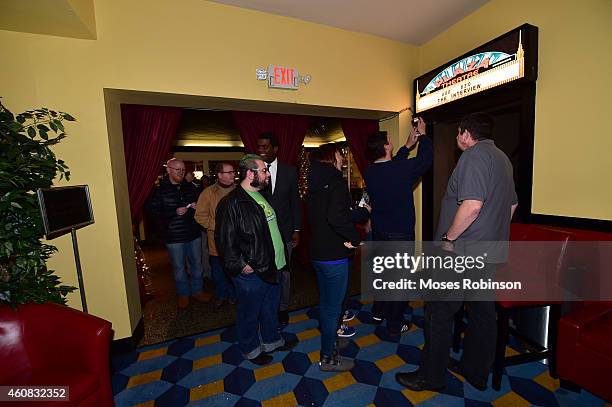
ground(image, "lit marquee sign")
xmin=414 ymin=24 xmax=538 ymax=113
xmin=256 ymin=65 xmax=311 ymax=90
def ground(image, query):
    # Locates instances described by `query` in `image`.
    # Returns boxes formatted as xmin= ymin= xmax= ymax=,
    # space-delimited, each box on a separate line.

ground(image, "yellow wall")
xmin=4 ymin=0 xmax=609 ymax=340
xmin=0 ymin=0 xmax=417 ymax=338
xmin=419 ymin=0 xmax=612 ymax=221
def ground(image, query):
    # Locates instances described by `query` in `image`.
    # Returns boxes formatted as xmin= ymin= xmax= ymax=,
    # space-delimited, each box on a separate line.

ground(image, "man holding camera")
xmin=365 ymin=118 xmax=433 ymax=335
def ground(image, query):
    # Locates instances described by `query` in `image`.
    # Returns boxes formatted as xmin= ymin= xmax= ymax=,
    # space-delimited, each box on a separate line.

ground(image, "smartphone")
xmin=358 ymin=190 xmax=370 ymax=207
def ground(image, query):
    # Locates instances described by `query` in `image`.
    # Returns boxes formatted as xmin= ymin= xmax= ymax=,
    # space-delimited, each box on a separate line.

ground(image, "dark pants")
xmin=312 ymin=260 xmax=349 ymax=357
xmin=279 ymin=241 xmax=293 ymax=311
xmin=420 ymin=299 xmax=496 ymax=387
xmin=371 ymin=230 xmax=413 ymax=332
xmin=210 ymin=255 xmax=235 ymax=300
xmin=372 ymin=301 xmax=408 ymax=333
xmin=232 ymin=272 xmax=284 ymax=359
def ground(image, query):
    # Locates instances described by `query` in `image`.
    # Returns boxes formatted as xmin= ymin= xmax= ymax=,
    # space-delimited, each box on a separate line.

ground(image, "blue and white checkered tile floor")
xmin=111 ymin=298 xmax=609 ymax=406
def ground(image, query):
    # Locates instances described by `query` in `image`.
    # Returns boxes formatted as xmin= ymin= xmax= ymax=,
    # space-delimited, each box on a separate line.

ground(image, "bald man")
xmin=147 ymin=158 xmax=211 ymax=308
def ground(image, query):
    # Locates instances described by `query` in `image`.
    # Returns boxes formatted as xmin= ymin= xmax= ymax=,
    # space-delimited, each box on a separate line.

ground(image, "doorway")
xmin=421 ymin=81 xmax=536 ymax=239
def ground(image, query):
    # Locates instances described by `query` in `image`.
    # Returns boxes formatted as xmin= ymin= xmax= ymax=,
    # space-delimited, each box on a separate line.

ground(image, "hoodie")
xmin=307 ymin=160 xmax=361 ymax=261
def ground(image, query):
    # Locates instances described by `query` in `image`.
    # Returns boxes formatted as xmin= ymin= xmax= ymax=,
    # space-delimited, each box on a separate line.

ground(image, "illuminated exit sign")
xmin=256 ymin=65 xmax=311 ymax=90
xmin=268 ymin=65 xmax=298 ymax=89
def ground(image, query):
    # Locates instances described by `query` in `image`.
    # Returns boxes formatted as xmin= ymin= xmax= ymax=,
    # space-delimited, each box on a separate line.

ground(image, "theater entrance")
xmin=412 ymin=24 xmax=539 ymax=239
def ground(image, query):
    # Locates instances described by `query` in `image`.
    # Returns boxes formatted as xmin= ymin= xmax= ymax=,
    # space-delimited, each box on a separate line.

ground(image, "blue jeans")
xmin=166 ymin=237 xmax=203 ymax=297
xmin=232 ymin=272 xmax=283 ymax=359
xmin=210 ymin=255 xmax=235 ymax=300
xmin=312 ymin=260 xmax=349 ymax=357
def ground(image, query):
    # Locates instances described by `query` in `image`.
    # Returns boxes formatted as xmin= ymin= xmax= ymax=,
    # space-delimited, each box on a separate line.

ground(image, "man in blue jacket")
xmin=365 ymin=118 xmax=433 ymax=335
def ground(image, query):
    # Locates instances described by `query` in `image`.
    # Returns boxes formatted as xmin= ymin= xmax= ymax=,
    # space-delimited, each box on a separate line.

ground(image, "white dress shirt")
xmin=268 ymin=158 xmax=278 ymax=194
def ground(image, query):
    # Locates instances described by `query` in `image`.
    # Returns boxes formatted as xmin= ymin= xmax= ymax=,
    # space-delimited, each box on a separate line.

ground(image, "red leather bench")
xmin=557 ymin=301 xmax=612 ymax=401
xmin=0 ymin=303 xmax=113 ymax=406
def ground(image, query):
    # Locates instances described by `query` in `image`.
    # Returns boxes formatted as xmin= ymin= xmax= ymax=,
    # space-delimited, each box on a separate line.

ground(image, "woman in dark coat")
xmin=307 ymin=143 xmax=362 ymax=372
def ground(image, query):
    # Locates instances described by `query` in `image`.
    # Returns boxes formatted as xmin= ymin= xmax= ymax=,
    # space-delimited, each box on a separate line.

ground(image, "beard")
xmin=250 ymin=175 xmax=269 ymax=189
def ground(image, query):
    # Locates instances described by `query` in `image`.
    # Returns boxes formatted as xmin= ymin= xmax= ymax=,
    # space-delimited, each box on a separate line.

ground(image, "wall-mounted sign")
xmin=414 ymin=24 xmax=538 ymax=113
xmin=256 ymin=65 xmax=311 ymax=90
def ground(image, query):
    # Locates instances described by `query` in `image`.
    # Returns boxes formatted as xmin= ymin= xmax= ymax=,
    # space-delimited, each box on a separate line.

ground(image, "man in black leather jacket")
xmin=147 ymin=158 xmax=211 ymax=309
xmin=215 ymin=154 xmax=296 ymax=365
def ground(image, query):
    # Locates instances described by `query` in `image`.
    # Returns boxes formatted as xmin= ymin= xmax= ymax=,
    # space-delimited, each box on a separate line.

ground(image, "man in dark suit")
xmin=257 ymin=132 xmax=302 ymax=327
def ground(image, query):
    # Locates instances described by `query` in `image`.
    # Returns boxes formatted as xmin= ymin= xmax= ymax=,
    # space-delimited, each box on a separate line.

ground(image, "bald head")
xmin=166 ymin=158 xmax=185 ymax=184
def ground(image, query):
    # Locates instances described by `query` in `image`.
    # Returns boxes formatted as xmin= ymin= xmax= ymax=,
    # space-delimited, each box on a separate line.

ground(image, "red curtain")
xmin=340 ymin=118 xmax=380 ymax=176
xmin=232 ymin=111 xmax=309 ymax=166
xmin=121 ymin=104 xmax=183 ymax=222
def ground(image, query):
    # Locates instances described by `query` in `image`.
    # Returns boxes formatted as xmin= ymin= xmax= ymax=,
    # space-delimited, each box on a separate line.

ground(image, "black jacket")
xmin=260 ymin=160 xmax=301 ymax=243
xmin=215 ymin=186 xmax=280 ymax=283
xmin=147 ymin=178 xmax=201 ymax=244
xmin=307 ymin=160 xmax=361 ymax=261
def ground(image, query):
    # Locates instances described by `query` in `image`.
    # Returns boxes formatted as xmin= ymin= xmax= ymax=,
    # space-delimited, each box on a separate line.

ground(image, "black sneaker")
xmin=272 ymin=337 xmax=298 ymax=352
xmin=389 ymin=323 xmax=411 ymax=336
xmin=319 ymin=353 xmax=355 ymax=372
xmin=248 ymin=353 xmax=273 ymax=366
xmin=343 ymin=310 xmax=356 ymax=322
xmin=278 ymin=311 xmax=289 ymax=328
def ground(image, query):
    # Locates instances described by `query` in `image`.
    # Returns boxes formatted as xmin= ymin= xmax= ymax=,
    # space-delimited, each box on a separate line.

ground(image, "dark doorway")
xmin=421 ymin=81 xmax=536 ymax=239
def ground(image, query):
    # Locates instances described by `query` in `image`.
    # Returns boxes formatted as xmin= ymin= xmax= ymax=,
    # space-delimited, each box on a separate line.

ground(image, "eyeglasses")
xmin=250 ymin=167 xmax=269 ymax=173
xmin=168 ymin=167 xmax=185 ymax=173
xmin=219 ymin=170 xmax=236 ymax=174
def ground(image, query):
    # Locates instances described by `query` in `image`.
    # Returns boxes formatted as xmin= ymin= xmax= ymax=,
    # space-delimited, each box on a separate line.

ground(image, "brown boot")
xmin=178 ymin=296 xmax=190 ymax=309
xmin=192 ymin=291 xmax=212 ymax=303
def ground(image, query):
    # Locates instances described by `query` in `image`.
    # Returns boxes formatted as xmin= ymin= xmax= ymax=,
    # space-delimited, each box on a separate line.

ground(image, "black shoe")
xmin=335 ymin=337 xmax=350 ymax=350
xmin=395 ymin=371 xmax=444 ymax=392
xmin=273 ymin=337 xmax=298 ymax=352
xmin=447 ymin=359 xmax=487 ymax=391
xmin=388 ymin=323 xmax=412 ymax=336
xmin=278 ymin=311 xmax=289 ymax=327
xmin=249 ymin=353 xmax=273 ymax=366
xmin=320 ymin=353 xmax=355 ymax=372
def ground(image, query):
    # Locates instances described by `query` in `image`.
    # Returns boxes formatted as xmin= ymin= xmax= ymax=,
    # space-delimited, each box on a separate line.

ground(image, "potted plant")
xmin=0 ymin=98 xmax=76 ymax=306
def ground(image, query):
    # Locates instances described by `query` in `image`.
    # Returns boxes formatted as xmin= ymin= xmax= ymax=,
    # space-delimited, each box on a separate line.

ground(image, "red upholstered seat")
xmin=580 ymin=311 xmax=612 ymax=356
xmin=557 ymin=302 xmax=612 ymax=401
xmin=496 ymin=223 xmax=574 ymax=308
xmin=489 ymin=224 xmax=575 ymax=390
xmin=0 ymin=303 xmax=113 ymax=407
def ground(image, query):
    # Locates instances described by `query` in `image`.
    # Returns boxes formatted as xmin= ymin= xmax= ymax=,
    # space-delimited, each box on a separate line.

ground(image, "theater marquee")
xmin=414 ymin=24 xmax=538 ymax=113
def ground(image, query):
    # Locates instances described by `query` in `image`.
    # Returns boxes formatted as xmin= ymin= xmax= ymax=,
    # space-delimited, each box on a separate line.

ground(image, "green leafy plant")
xmin=0 ymin=99 xmax=77 ymax=306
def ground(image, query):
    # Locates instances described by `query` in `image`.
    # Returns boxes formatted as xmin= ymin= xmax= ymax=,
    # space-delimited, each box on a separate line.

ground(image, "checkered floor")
xmin=112 ymin=298 xmax=608 ymax=406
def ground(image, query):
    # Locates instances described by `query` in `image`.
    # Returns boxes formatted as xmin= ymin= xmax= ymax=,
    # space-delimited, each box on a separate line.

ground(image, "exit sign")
xmin=268 ymin=65 xmax=299 ymax=90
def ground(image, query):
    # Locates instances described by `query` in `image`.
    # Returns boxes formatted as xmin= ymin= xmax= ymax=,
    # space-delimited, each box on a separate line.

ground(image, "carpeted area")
xmin=138 ymin=243 xmax=360 ymax=346
xmin=111 ymin=298 xmax=607 ymax=406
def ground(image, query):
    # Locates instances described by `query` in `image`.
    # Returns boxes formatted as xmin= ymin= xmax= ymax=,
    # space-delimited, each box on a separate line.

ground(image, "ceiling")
xmin=0 ymin=0 xmax=488 ymax=44
xmin=176 ymin=109 xmax=346 ymax=148
xmin=209 ymin=0 xmax=490 ymax=45
xmin=0 ymin=0 xmax=96 ymax=39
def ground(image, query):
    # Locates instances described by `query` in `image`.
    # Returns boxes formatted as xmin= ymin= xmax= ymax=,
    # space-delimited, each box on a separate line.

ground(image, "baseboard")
xmin=110 ymin=317 xmax=144 ymax=355
xmin=529 ymin=214 xmax=612 ymax=233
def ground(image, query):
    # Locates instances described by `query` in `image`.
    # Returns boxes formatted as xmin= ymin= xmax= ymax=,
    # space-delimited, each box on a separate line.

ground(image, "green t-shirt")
xmin=246 ymin=189 xmax=287 ymax=270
